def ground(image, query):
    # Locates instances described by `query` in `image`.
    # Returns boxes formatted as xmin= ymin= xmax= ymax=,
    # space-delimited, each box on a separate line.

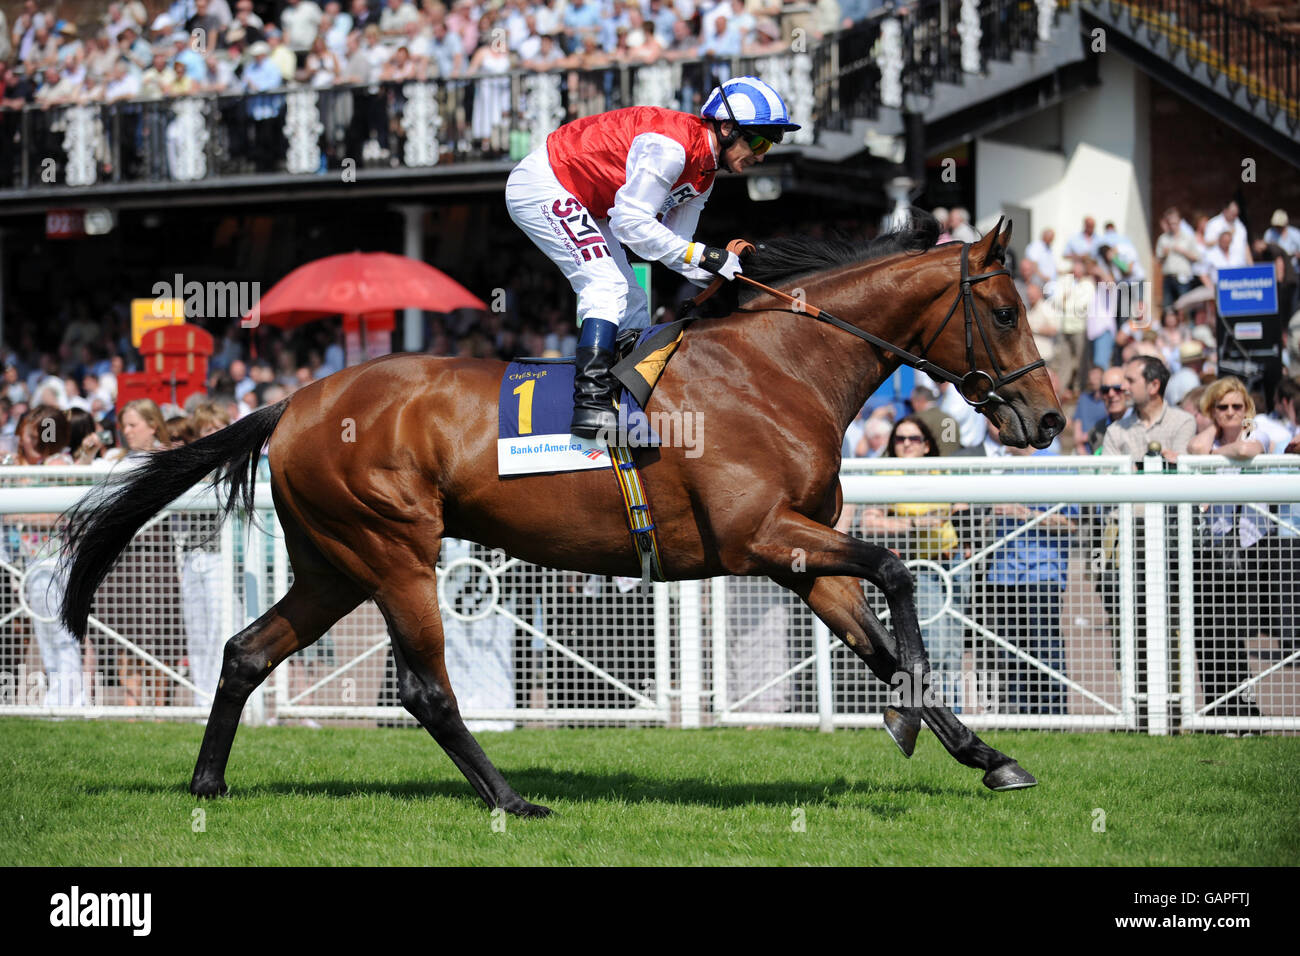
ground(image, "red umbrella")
xmin=245 ymin=251 xmax=487 ymax=328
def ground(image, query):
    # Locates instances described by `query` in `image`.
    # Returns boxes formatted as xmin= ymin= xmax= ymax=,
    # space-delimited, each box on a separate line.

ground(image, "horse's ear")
xmin=999 ymin=219 xmax=1013 ymax=256
xmin=972 ymin=216 xmax=1005 ymax=268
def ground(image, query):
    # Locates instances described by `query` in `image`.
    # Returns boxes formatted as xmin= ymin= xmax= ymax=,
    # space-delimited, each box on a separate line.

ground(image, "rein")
xmin=702 ymin=240 xmax=1045 ymax=409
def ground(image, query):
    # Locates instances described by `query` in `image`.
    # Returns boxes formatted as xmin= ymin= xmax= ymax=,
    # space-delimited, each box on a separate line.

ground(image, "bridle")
xmin=722 ymin=241 xmax=1046 ymax=409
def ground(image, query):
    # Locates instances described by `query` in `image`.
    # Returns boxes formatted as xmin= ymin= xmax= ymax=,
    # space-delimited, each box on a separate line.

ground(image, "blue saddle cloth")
xmin=499 ymin=323 xmax=676 ymax=442
xmin=498 ymin=364 xmax=578 ymax=440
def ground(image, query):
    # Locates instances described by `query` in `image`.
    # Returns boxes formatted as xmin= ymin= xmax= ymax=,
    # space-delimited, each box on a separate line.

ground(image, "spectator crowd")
xmin=2 ymin=0 xmax=899 ymax=176
xmin=2 ymin=0 xmax=867 ymax=110
xmin=837 ymin=200 xmax=1299 ymax=723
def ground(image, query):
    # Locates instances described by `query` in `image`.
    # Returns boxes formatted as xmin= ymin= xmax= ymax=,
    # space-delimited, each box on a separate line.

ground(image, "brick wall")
xmin=1149 ymin=75 xmax=1300 ymax=234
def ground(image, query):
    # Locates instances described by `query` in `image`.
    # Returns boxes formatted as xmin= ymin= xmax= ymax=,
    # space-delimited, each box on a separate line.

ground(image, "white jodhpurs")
xmin=505 ymin=146 xmax=650 ymax=331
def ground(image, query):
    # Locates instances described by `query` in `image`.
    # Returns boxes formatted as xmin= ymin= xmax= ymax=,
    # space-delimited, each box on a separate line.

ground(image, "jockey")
xmin=505 ymin=76 xmax=801 ymax=440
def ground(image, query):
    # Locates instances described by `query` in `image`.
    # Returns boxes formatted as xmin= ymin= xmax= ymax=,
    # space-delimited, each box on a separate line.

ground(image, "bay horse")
xmin=61 ymin=215 xmax=1064 ymax=817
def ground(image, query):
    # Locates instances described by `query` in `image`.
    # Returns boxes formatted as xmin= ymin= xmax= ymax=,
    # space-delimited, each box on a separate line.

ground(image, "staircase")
xmin=804 ymin=0 xmax=1299 ymax=168
xmin=1077 ymin=0 xmax=1300 ymax=165
xmin=803 ymin=0 xmax=1091 ymax=163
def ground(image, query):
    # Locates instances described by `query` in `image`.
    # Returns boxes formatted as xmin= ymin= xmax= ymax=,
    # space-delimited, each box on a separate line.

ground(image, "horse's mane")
xmin=737 ymin=208 xmax=943 ymax=302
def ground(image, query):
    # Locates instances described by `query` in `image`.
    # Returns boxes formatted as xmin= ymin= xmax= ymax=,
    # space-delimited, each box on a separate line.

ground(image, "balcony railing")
xmin=0 ymin=1 xmax=1078 ymax=195
xmin=1080 ymin=0 xmax=1300 ymax=134
xmin=0 ymin=55 xmax=825 ymax=192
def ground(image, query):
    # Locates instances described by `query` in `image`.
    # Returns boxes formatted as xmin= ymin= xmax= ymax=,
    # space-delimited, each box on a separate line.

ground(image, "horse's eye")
xmin=993 ymin=307 xmax=1017 ymax=329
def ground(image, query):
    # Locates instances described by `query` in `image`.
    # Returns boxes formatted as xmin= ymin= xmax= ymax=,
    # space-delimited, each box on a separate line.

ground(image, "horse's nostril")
xmin=1041 ymin=412 xmax=1066 ymax=436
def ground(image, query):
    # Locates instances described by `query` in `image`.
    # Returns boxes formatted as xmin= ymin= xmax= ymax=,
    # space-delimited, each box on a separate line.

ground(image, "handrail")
xmin=1079 ymin=0 xmax=1300 ymax=128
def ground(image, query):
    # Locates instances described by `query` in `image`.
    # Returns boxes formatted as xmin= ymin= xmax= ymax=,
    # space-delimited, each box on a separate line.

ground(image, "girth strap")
xmin=607 ymin=442 xmax=666 ymax=583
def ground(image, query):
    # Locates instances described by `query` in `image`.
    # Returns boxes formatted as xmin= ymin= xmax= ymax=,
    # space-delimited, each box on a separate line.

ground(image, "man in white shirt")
xmin=1064 ymin=216 xmax=1098 ymax=261
xmin=281 ymin=0 xmax=323 ymax=54
xmin=1201 ymin=229 xmax=1249 ymax=286
xmin=1255 ymin=375 xmax=1298 ymax=453
xmin=1156 ymin=207 xmax=1203 ymax=307
xmin=1204 ymin=200 xmax=1253 ymax=265
xmin=1164 ymin=340 xmax=1207 ymax=408
xmin=380 ymin=0 xmax=420 ymax=37
xmin=103 ymin=57 xmax=142 ymax=100
xmin=949 ymin=207 xmax=978 ymax=243
xmin=1024 ymin=227 xmax=1057 ymax=290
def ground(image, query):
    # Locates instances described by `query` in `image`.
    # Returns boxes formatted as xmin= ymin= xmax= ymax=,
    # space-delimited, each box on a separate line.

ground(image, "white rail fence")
xmin=0 ymin=457 xmax=1295 ymax=734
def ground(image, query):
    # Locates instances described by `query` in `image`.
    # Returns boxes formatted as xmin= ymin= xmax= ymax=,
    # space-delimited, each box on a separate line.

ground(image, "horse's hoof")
xmin=190 ymin=776 xmax=228 ymax=798
xmin=505 ymin=800 xmax=552 ymax=819
xmin=982 ymin=761 xmax=1037 ymax=792
xmin=883 ymin=706 xmax=921 ymax=758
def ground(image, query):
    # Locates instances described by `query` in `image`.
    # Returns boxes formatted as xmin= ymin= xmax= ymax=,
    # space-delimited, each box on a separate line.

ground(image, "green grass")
xmin=1 ymin=718 xmax=1296 ymax=866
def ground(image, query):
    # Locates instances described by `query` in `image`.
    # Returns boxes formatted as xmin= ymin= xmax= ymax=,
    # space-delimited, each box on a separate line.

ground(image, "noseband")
xmin=732 ymin=241 xmax=1047 ymax=409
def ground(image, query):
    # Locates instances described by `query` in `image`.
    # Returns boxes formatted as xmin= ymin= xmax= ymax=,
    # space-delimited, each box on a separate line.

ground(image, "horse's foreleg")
xmin=777 ymin=574 xmax=923 ymax=757
xmin=751 ymin=513 xmax=1035 ymax=790
xmin=377 ymin=570 xmax=550 ymax=817
xmin=190 ymin=575 xmax=363 ymax=797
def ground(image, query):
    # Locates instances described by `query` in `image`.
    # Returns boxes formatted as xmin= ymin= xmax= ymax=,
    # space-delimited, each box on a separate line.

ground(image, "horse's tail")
xmin=60 ymin=398 xmax=290 ymax=640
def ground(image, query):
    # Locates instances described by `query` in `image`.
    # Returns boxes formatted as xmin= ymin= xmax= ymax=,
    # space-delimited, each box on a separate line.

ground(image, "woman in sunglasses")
xmin=1188 ymin=376 xmax=1270 ymax=457
xmin=505 ymin=75 xmax=800 ymax=440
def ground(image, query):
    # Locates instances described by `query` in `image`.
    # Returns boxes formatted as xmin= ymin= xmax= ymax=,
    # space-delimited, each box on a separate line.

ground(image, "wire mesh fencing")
xmin=1 ymin=457 xmax=1296 ymax=734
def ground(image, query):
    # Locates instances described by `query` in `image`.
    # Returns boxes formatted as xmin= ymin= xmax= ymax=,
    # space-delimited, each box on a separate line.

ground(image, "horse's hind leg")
xmin=190 ymin=566 xmax=364 ymax=797
xmin=777 ymin=574 xmax=924 ymax=757
xmin=753 ymin=513 xmax=1035 ymax=791
xmin=786 ymin=574 xmax=1032 ymax=788
xmin=377 ymin=568 xmax=550 ymax=817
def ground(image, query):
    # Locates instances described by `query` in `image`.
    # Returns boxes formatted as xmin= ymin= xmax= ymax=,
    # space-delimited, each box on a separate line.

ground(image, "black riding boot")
xmin=571 ymin=318 xmax=620 ymax=441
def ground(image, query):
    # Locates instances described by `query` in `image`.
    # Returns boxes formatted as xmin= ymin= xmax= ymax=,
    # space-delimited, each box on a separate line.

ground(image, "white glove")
xmin=687 ymin=243 xmax=744 ymax=281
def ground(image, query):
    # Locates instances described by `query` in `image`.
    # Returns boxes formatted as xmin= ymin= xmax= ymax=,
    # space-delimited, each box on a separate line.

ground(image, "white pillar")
xmin=814 ymin=619 xmax=834 ymax=733
xmin=679 ymin=580 xmax=702 ymax=728
xmin=393 ymin=204 xmax=427 ymax=352
xmin=654 ymin=581 xmax=671 ymax=717
xmin=710 ymin=579 xmax=727 ymax=724
xmin=1143 ymin=454 xmax=1169 ymax=736
xmin=885 ymin=176 xmax=915 ymax=231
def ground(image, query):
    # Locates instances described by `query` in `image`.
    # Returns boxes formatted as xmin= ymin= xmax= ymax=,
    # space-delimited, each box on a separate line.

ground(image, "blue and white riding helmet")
xmin=700 ymin=76 xmax=802 ymax=139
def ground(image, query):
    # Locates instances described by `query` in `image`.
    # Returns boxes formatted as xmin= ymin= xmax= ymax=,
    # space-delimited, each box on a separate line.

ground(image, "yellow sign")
xmin=131 ymin=298 xmax=185 ymax=348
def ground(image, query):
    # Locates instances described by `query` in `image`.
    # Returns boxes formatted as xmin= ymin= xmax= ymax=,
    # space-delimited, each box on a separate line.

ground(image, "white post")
xmin=1177 ymin=499 xmax=1196 ymax=729
xmin=394 ymin=203 xmax=426 ymax=352
xmin=244 ymin=514 xmax=268 ymax=725
xmin=1143 ymin=454 xmax=1169 ymax=736
xmin=814 ymin=619 xmax=834 ymax=733
xmin=679 ymin=579 xmax=702 ymax=728
xmin=711 ymin=578 xmax=727 ymax=724
xmin=654 ymin=580 xmax=670 ymax=718
xmin=272 ymin=511 xmax=290 ymax=718
xmin=1118 ymin=500 xmax=1136 ymax=728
